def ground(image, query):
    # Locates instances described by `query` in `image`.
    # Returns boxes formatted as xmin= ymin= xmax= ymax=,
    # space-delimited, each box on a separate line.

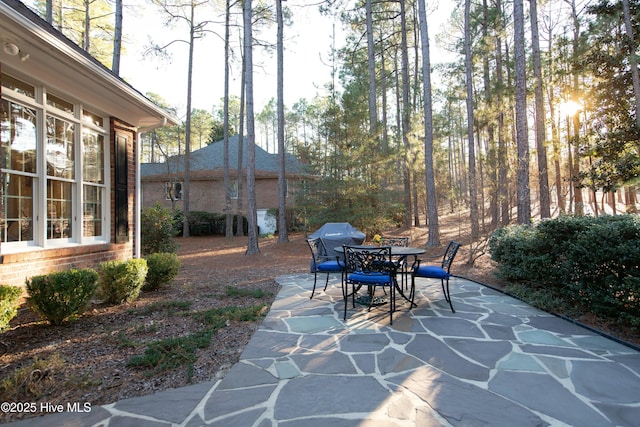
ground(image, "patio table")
xmin=334 ymin=245 xmax=425 ymax=307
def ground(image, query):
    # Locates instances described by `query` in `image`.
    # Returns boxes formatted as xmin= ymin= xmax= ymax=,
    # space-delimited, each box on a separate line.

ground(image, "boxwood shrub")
xmin=99 ymin=258 xmax=148 ymax=304
xmin=489 ymin=214 xmax=640 ymax=325
xmin=0 ymin=285 xmax=23 ymax=331
xmin=143 ymin=252 xmax=181 ymax=291
xmin=25 ymin=269 xmax=99 ymax=325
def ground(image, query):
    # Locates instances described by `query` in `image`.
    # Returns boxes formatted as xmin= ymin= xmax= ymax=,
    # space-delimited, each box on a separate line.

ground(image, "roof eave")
xmin=0 ymin=0 xmax=178 ymax=130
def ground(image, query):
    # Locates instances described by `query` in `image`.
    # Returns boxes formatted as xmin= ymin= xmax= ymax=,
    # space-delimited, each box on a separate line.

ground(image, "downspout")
xmin=135 ymin=131 xmax=141 ymax=259
xmin=136 ymin=117 xmax=167 ymax=259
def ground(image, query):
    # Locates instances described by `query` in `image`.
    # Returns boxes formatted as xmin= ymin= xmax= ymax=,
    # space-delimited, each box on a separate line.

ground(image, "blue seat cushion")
xmin=414 ymin=265 xmax=449 ymax=279
xmin=348 ymin=272 xmax=392 ymax=285
xmin=316 ymin=260 xmax=344 ymax=272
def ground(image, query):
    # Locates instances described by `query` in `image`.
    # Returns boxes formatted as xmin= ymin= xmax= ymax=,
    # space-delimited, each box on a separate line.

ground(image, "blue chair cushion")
xmin=348 ymin=272 xmax=392 ymax=285
xmin=316 ymin=260 xmax=344 ymax=272
xmin=414 ymin=265 xmax=449 ymax=279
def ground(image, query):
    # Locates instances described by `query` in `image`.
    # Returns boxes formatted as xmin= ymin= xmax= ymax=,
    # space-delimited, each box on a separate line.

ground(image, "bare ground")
xmin=0 ymin=214 xmax=638 ymax=424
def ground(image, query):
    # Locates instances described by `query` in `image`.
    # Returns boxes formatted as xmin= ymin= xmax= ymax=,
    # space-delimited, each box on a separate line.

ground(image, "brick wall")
xmin=142 ymin=176 xmax=298 ymax=214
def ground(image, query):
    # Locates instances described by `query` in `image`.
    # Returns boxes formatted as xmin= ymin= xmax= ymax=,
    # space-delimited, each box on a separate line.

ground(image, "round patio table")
xmin=334 ymin=245 xmax=425 ymax=307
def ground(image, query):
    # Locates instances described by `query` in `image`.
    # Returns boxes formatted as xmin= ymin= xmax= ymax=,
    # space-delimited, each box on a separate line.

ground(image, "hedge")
xmin=489 ymin=214 xmax=640 ymax=325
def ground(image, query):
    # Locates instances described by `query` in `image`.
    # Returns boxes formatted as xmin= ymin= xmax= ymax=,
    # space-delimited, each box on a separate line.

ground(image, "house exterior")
xmin=0 ymin=0 xmax=177 ymax=287
xmin=141 ymin=135 xmax=307 ymax=219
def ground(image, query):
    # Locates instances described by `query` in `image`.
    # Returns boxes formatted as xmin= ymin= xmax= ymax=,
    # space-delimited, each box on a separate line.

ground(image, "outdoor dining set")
xmin=306 ymin=223 xmax=461 ymax=325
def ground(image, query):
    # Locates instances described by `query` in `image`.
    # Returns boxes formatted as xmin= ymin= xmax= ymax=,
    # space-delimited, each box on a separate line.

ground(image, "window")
xmin=1 ymin=74 xmax=34 ymax=99
xmin=165 ymin=181 xmax=182 ymax=201
xmin=1 ymin=72 xmax=108 ymax=251
xmin=229 ymin=180 xmax=238 ymax=199
xmin=82 ymin=129 xmax=105 ymax=238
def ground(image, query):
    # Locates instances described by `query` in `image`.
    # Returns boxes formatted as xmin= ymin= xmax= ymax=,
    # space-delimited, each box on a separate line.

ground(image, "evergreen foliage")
xmin=141 ymin=204 xmax=179 ymax=255
xmin=0 ymin=285 xmax=22 ymax=332
xmin=489 ymin=215 xmax=640 ymax=326
xmin=25 ymin=269 xmax=99 ymax=325
xmin=99 ymin=259 xmax=148 ymax=304
xmin=143 ymin=252 xmax=181 ymax=292
xmin=582 ymin=0 xmax=640 ymax=193
xmin=182 ymin=211 xmax=248 ymax=236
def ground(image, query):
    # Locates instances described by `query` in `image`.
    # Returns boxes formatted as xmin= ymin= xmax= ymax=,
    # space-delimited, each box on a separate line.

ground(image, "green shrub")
xmin=488 ymin=224 xmax=551 ymax=283
xmin=25 ymin=269 xmax=98 ymax=325
xmin=489 ymin=214 xmax=640 ymax=324
xmin=175 ymin=210 xmax=248 ymax=236
xmin=0 ymin=285 xmax=22 ymax=332
xmin=187 ymin=211 xmax=219 ymax=236
xmin=99 ymin=259 xmax=148 ymax=304
xmin=143 ymin=252 xmax=181 ymax=291
xmin=141 ymin=204 xmax=179 ymax=256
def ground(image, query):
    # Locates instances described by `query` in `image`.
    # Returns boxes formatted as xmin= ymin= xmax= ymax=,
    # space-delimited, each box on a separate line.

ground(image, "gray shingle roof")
xmin=141 ymin=135 xmax=305 ymax=178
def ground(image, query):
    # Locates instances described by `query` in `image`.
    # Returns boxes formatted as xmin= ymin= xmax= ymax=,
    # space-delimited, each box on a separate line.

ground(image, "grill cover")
xmin=309 ymin=222 xmax=366 ymax=259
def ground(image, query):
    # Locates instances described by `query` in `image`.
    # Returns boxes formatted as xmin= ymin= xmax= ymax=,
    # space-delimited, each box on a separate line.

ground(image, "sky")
xmin=118 ymin=1 xmax=457 ymax=121
xmin=119 ymin=2 xmax=347 ymax=119
xmin=22 ymin=0 xmax=456 ymax=121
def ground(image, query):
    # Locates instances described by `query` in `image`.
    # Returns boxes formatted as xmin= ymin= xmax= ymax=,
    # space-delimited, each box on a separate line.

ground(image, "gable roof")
xmin=0 ymin=0 xmax=177 ymax=129
xmin=141 ymin=135 xmax=307 ymax=179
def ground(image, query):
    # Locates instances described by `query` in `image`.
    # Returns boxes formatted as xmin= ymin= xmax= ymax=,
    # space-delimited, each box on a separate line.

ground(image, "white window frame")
xmin=1 ymin=72 xmax=110 ymax=254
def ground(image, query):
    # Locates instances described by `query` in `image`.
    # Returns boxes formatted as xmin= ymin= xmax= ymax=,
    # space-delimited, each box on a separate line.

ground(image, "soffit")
xmin=0 ymin=1 xmax=178 ymax=130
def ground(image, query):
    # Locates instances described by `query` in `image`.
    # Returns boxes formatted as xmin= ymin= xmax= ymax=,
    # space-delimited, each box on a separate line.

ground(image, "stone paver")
xmin=4 ymin=273 xmax=640 ymax=426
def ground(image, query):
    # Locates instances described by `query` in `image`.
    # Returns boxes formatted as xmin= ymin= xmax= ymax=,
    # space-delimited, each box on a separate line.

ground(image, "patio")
xmin=9 ymin=273 xmax=640 ymax=426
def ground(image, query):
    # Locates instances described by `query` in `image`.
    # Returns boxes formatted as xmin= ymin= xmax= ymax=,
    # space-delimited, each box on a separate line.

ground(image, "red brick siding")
xmin=142 ymin=177 xmax=299 ymax=214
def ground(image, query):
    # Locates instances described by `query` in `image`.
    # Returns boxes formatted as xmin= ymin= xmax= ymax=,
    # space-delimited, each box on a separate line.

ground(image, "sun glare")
xmin=559 ymin=99 xmax=583 ymax=117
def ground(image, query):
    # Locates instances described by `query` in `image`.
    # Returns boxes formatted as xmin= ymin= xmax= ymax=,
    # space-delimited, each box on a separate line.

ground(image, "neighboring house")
xmin=0 ymin=0 xmax=177 ymax=287
xmin=141 ymin=135 xmax=307 ymax=217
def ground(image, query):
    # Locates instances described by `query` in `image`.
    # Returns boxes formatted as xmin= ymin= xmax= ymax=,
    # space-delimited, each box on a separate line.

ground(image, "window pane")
xmin=82 ymin=109 xmax=103 ymax=128
xmin=1 ymin=73 xmax=35 ymax=99
xmin=82 ymin=130 xmax=104 ymax=183
xmin=47 ymin=93 xmax=74 ymax=114
xmin=230 ymin=180 xmax=238 ymax=199
xmin=46 ymin=115 xmax=75 ymax=179
xmin=165 ymin=181 xmax=182 ymax=200
xmin=1 ymin=100 xmax=37 ymax=173
xmin=47 ymin=180 xmax=72 ymax=239
xmin=1 ymin=173 xmax=33 ymax=242
xmin=83 ymin=184 xmax=102 ymax=237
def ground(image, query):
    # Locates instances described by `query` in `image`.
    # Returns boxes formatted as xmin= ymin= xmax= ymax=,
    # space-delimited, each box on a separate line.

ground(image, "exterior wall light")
xmin=3 ymin=42 xmax=20 ymax=56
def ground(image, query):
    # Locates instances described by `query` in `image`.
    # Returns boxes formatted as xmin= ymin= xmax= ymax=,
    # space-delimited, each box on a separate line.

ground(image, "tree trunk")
xmin=244 ymin=0 xmax=259 ymax=254
xmin=84 ymin=0 xmax=91 ymax=51
xmin=365 ymin=0 xmax=378 ymax=136
xmin=276 ymin=0 xmax=288 ymax=243
xmin=495 ymin=0 xmax=509 ymax=225
xmin=400 ymin=0 xmax=412 ymax=228
xmin=568 ymin=0 xmax=583 ymax=215
xmin=514 ymin=0 xmax=531 ymax=224
xmin=546 ymin=21 xmax=565 ymax=214
xmin=224 ymin=0 xmax=233 ymax=237
xmin=235 ymin=56 xmax=246 ymax=236
xmin=464 ymin=0 xmax=480 ymax=239
xmin=530 ymin=0 xmax=550 ymax=218
xmin=112 ymin=0 xmax=122 ymax=75
xmin=417 ymin=0 xmax=439 ymax=246
xmin=182 ymin=2 xmax=196 ymax=238
xmin=380 ymin=30 xmax=389 ymax=153
xmin=46 ymin=0 xmax=52 ymax=23
xmin=623 ymin=0 xmax=640 ymax=130
xmin=482 ymin=0 xmax=498 ymax=230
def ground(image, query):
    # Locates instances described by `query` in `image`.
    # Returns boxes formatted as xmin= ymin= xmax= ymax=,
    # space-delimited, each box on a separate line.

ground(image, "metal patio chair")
xmin=307 ymin=237 xmax=344 ymax=299
xmin=343 ymin=245 xmax=398 ymax=324
xmin=411 ymin=241 xmax=461 ymax=312
xmin=381 ymin=236 xmax=410 ymax=290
